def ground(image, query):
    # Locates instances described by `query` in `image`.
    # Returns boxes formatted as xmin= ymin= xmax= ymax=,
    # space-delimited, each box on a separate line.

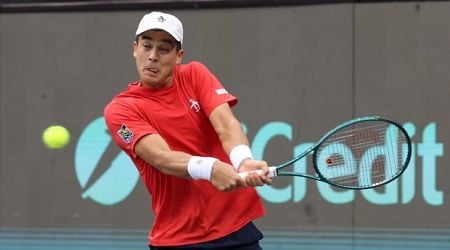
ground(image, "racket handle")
xmin=238 ymin=166 xmax=277 ymax=179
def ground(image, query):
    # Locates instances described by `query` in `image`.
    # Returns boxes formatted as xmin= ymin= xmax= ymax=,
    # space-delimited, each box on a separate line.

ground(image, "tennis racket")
xmin=239 ymin=116 xmax=412 ymax=190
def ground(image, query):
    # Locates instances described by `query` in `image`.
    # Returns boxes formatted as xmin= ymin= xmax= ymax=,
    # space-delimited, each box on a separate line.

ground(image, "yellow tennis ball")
xmin=42 ymin=125 xmax=71 ymax=149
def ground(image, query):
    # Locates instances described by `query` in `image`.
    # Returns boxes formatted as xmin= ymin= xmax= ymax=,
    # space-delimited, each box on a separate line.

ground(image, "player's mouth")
xmin=145 ymin=67 xmax=159 ymax=74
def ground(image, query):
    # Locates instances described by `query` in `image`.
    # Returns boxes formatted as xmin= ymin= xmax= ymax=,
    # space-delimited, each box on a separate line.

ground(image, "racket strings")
xmin=316 ymin=121 xmax=409 ymax=188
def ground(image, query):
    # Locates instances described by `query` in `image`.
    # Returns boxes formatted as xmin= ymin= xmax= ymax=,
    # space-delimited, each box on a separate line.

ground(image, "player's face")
xmin=133 ymin=30 xmax=183 ymax=88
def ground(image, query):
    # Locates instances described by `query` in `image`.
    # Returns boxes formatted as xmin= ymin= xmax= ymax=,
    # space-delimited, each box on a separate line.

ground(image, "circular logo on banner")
xmin=74 ymin=117 xmax=139 ymax=206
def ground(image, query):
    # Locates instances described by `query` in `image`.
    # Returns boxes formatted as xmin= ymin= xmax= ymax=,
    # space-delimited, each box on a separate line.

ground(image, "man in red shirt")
xmin=104 ymin=11 xmax=271 ymax=249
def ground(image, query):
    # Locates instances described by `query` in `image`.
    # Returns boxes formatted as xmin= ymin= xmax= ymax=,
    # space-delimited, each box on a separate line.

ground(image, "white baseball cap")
xmin=135 ymin=11 xmax=183 ymax=45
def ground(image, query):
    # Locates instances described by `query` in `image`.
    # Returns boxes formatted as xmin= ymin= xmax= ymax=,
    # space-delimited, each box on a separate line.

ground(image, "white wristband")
xmin=229 ymin=144 xmax=254 ymax=171
xmin=187 ymin=156 xmax=218 ymax=181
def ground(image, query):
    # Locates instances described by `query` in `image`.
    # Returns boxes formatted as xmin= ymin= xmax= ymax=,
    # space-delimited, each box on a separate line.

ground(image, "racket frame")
xmin=273 ymin=116 xmax=412 ymax=190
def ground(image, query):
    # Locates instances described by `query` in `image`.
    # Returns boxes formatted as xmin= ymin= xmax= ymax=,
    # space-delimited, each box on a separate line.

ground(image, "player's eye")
xmin=159 ymin=47 xmax=171 ymax=53
xmin=142 ymin=44 xmax=152 ymax=49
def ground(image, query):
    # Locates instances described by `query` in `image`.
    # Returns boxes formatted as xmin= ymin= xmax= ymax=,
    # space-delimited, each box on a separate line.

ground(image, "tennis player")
xmin=104 ymin=11 xmax=271 ymax=249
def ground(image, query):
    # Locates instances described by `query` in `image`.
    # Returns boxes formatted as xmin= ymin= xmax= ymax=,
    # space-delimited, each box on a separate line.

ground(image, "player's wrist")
xmin=187 ymin=156 xmax=218 ymax=181
xmin=229 ymin=144 xmax=254 ymax=171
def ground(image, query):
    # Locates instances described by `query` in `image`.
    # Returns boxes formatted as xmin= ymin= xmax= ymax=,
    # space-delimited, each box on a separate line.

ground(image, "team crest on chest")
xmin=117 ymin=123 xmax=134 ymax=143
xmin=189 ymin=99 xmax=201 ymax=112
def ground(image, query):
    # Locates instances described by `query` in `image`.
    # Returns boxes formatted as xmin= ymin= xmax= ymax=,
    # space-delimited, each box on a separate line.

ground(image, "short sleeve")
xmin=104 ymin=100 xmax=156 ymax=159
xmin=189 ymin=62 xmax=238 ymax=117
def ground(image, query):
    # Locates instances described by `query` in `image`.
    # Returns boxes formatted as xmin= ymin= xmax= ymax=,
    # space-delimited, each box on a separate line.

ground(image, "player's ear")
xmin=176 ymin=49 xmax=184 ymax=64
xmin=133 ymin=41 xmax=138 ymax=58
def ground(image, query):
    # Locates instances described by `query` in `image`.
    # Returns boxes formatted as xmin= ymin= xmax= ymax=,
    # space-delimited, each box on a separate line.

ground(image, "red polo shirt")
xmin=104 ymin=61 xmax=265 ymax=246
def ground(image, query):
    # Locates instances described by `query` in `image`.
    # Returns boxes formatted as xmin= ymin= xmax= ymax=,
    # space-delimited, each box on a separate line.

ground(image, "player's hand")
xmin=238 ymin=159 xmax=272 ymax=186
xmin=210 ymin=161 xmax=246 ymax=192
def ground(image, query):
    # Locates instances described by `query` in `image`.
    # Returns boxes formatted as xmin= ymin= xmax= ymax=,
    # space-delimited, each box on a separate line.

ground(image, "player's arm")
xmin=209 ymin=103 xmax=272 ymax=186
xmin=134 ymin=133 xmax=247 ymax=191
xmin=134 ymin=134 xmax=191 ymax=178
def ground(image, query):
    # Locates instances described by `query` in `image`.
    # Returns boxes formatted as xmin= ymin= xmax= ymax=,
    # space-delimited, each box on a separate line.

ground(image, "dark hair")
xmin=174 ymin=41 xmax=182 ymax=51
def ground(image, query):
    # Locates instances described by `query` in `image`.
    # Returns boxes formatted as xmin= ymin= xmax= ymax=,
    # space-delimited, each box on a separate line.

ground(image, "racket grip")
xmin=238 ymin=166 xmax=277 ymax=179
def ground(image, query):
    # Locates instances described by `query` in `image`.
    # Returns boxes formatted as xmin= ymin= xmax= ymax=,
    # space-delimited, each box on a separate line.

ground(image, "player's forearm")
xmin=220 ymin=127 xmax=250 ymax=155
xmin=211 ymin=115 xmax=249 ymax=154
xmin=148 ymin=150 xmax=194 ymax=178
xmin=215 ymin=121 xmax=256 ymax=171
xmin=135 ymin=134 xmax=194 ymax=178
xmin=209 ymin=104 xmax=251 ymax=154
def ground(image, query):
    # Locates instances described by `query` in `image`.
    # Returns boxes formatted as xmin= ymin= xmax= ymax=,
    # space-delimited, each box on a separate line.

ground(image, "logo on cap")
xmin=157 ymin=16 xmax=166 ymax=23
